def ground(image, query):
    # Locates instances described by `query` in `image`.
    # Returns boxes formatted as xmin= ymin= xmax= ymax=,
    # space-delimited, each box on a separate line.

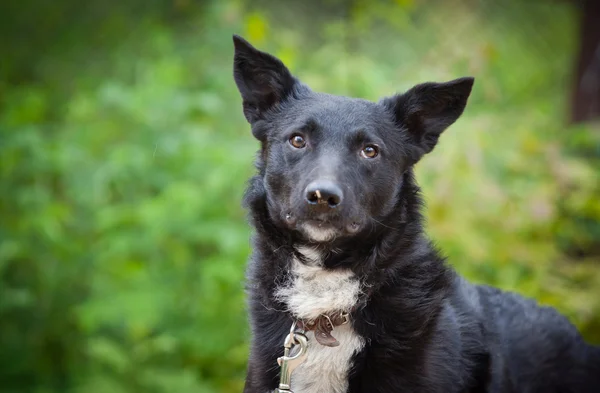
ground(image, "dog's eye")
xmin=361 ymin=145 xmax=379 ymax=159
xmin=289 ymin=134 xmax=306 ymax=149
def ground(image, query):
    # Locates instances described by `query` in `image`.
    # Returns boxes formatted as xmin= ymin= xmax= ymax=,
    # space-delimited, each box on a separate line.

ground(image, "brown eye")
xmin=361 ymin=145 xmax=379 ymax=159
xmin=289 ymin=134 xmax=306 ymax=149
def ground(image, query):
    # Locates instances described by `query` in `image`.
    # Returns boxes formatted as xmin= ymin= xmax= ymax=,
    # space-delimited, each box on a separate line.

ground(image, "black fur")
xmin=233 ymin=35 xmax=600 ymax=393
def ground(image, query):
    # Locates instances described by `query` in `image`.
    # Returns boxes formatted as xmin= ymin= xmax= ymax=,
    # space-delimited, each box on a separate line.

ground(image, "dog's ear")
xmin=381 ymin=77 xmax=474 ymax=162
xmin=233 ymin=35 xmax=297 ymax=124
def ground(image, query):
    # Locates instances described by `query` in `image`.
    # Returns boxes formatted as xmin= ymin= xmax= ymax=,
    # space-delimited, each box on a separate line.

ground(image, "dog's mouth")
xmin=304 ymin=218 xmax=336 ymax=229
xmin=300 ymin=219 xmax=341 ymax=242
xmin=286 ymin=214 xmax=362 ymax=242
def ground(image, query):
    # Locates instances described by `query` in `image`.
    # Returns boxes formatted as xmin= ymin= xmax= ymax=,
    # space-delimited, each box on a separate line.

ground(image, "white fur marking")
xmin=274 ymin=255 xmax=365 ymax=393
xmin=301 ymin=223 xmax=337 ymax=242
xmin=275 ymin=258 xmax=362 ymax=320
xmin=292 ymin=324 xmax=365 ymax=393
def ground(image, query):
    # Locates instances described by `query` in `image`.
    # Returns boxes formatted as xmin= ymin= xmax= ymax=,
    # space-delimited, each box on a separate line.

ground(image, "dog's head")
xmin=233 ymin=35 xmax=473 ymax=243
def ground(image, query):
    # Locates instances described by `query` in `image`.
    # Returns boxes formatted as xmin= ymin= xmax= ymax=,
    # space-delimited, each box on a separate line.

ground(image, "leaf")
xmin=244 ymin=12 xmax=268 ymax=44
xmin=87 ymin=337 xmax=130 ymax=373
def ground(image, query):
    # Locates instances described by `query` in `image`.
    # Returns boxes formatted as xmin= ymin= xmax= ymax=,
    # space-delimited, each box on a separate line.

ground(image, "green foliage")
xmin=1 ymin=0 xmax=599 ymax=392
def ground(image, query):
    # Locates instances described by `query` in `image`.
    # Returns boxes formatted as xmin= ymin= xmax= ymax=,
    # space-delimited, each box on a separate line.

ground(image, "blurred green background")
xmin=1 ymin=0 xmax=599 ymax=392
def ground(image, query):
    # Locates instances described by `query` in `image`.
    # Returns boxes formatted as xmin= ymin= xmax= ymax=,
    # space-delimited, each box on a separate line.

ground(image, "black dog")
xmin=233 ymin=35 xmax=600 ymax=393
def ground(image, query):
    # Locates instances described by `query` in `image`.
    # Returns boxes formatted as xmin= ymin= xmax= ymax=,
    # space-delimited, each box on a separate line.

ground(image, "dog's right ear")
xmin=233 ymin=35 xmax=297 ymax=124
xmin=380 ymin=77 xmax=474 ymax=163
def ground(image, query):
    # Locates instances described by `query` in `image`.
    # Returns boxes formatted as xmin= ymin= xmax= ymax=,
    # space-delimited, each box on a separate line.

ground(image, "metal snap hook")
xmin=276 ymin=323 xmax=309 ymax=393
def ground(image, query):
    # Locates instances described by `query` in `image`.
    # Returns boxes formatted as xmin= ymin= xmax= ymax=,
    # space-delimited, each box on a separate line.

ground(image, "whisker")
xmin=371 ymin=218 xmax=400 ymax=231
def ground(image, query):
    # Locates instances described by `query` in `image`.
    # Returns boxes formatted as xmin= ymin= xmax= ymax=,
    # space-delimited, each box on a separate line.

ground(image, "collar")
xmin=297 ymin=311 xmax=350 ymax=347
xmin=295 ymin=286 xmax=373 ymax=347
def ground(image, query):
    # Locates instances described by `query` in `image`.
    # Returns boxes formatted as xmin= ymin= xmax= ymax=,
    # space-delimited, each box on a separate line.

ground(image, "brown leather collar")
xmin=297 ymin=311 xmax=349 ymax=347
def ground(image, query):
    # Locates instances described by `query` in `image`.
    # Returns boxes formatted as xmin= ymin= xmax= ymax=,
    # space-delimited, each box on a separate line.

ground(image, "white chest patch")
xmin=292 ymin=324 xmax=364 ymax=393
xmin=274 ymin=247 xmax=366 ymax=393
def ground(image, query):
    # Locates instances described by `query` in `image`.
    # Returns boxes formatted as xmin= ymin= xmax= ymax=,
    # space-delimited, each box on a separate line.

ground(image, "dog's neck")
xmin=245 ymin=167 xmax=452 ymax=350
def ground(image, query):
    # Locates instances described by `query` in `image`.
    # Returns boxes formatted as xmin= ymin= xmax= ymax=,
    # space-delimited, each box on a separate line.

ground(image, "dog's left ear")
xmin=381 ymin=77 xmax=474 ymax=162
xmin=233 ymin=35 xmax=297 ymax=124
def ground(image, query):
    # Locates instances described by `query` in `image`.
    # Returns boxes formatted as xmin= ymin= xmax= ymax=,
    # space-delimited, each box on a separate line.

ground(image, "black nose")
xmin=305 ymin=181 xmax=343 ymax=208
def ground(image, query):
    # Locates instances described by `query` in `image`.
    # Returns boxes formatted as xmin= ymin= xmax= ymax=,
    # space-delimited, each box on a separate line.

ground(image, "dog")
xmin=232 ymin=35 xmax=600 ymax=393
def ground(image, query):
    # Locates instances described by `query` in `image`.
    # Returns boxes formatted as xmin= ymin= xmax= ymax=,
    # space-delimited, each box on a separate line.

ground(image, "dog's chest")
xmin=292 ymin=325 xmax=364 ymax=393
xmin=274 ymin=248 xmax=366 ymax=393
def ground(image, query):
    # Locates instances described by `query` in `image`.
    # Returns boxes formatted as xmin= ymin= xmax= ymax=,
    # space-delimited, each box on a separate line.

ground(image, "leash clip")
xmin=275 ymin=322 xmax=308 ymax=393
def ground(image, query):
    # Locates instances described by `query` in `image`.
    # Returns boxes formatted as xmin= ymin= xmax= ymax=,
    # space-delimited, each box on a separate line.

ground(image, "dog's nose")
xmin=305 ymin=181 xmax=343 ymax=208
